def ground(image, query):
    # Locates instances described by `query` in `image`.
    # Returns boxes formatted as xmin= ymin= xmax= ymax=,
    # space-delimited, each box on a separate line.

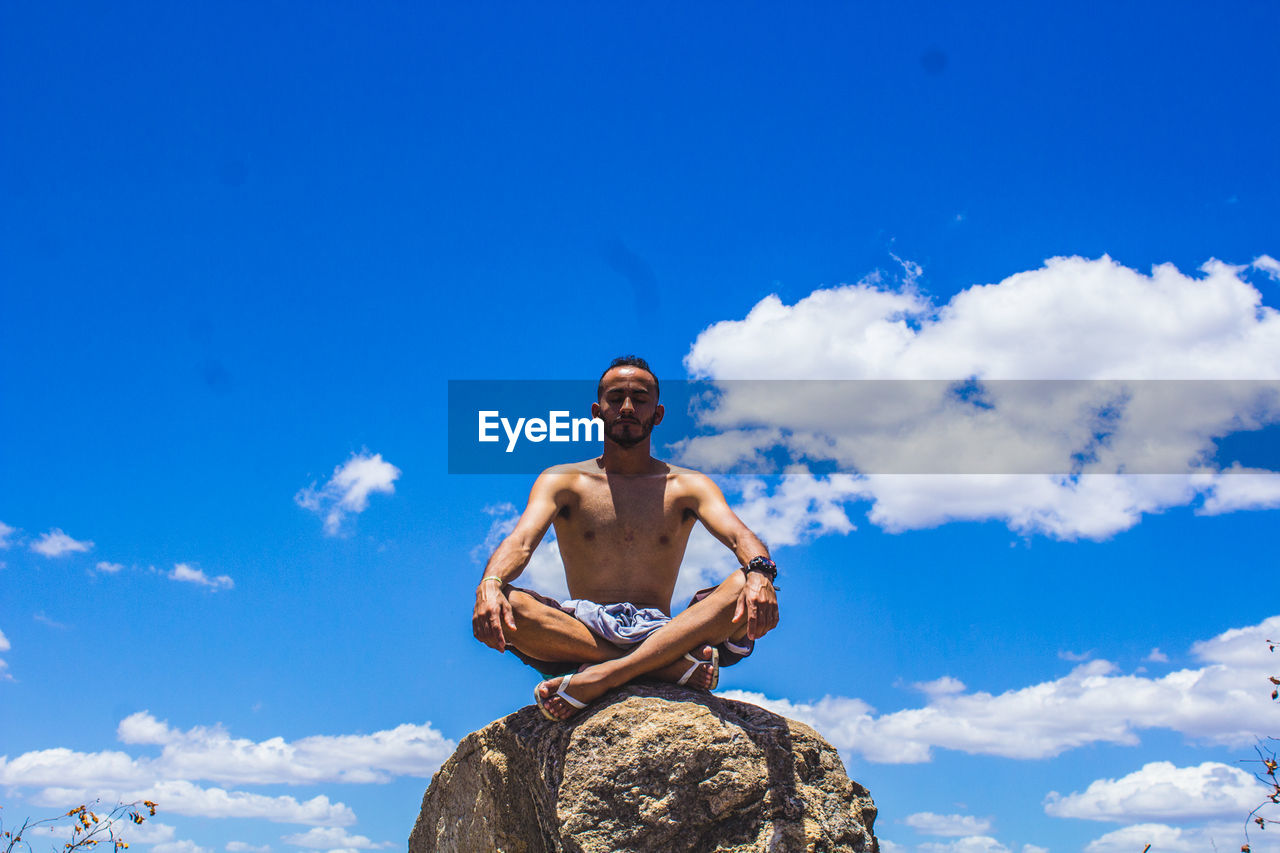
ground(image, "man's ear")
xmin=591 ymin=401 xmax=602 ymax=419
xmin=653 ymin=403 xmax=664 ymax=425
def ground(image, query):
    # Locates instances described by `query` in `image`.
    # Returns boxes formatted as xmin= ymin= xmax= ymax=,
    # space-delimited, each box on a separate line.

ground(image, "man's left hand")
xmin=733 ymin=572 xmax=779 ymax=640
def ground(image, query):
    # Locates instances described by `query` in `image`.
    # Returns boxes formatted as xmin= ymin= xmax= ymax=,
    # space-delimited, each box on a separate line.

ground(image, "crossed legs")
xmin=505 ymin=571 xmax=750 ymax=720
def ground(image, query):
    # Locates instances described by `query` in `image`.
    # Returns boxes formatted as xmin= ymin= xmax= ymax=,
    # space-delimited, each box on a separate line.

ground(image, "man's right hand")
xmin=473 ymin=581 xmax=517 ymax=652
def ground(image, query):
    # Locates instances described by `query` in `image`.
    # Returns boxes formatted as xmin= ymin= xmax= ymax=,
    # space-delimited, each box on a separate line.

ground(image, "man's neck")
xmin=599 ymin=440 xmax=659 ymax=475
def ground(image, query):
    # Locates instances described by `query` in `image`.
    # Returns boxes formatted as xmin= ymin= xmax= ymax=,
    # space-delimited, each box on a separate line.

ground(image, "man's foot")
xmin=652 ymin=644 xmax=719 ymax=691
xmin=535 ymin=671 xmax=598 ymax=722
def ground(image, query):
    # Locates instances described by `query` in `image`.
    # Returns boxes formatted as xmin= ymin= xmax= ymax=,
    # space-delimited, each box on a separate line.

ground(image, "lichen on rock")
xmin=409 ymin=682 xmax=878 ymax=853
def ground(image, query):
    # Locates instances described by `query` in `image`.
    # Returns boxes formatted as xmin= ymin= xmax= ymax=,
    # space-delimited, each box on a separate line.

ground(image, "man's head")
xmin=593 ymin=355 xmax=662 ymax=449
xmin=596 ymin=355 xmax=659 ymax=402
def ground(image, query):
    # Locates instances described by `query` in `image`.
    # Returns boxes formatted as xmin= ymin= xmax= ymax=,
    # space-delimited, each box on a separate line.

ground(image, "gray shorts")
xmin=508 ymin=585 xmax=756 ymax=677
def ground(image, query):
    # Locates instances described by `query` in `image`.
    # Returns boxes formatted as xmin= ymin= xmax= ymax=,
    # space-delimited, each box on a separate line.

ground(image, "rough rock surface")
xmin=409 ymin=683 xmax=878 ymax=853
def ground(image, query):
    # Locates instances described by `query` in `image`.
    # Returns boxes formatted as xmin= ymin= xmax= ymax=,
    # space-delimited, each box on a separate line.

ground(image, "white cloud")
xmin=904 ymin=812 xmax=993 ymax=836
xmin=717 ymin=614 xmax=1280 ymax=764
xmin=1045 ymin=761 xmax=1271 ymax=822
xmin=914 ymin=676 xmax=967 ymax=699
xmin=679 ymin=256 xmax=1280 ymax=539
xmin=0 ymin=713 xmax=455 ymax=827
xmin=1082 ymin=821 xmax=1260 ymax=853
xmin=95 ymin=561 xmax=125 ymax=574
xmin=31 ymin=528 xmax=94 ymax=557
xmin=119 ymin=820 xmax=178 ymax=844
xmin=0 ymin=521 xmax=15 ymax=548
xmin=152 ymin=840 xmax=213 ymax=853
xmin=688 ymin=256 xmax=1280 ymax=382
xmin=281 ymin=827 xmax=390 ymax=849
xmin=877 ymin=841 xmax=907 ymax=853
xmin=227 ymin=843 xmax=272 ymax=853
xmin=0 ymin=626 xmax=11 ymax=682
xmin=1 ymin=711 xmax=455 ymax=789
xmin=1254 ymin=254 xmax=1280 ymax=281
xmin=1145 ymin=648 xmax=1169 ymax=663
xmin=1199 ymin=467 xmax=1280 ymax=514
xmin=27 ymin=817 xmax=177 ymax=846
xmin=1021 ymin=846 xmax=1049 ymax=853
xmin=295 ymin=452 xmax=401 ymax=537
xmin=918 ymin=837 xmax=1011 ymax=853
xmin=168 ymin=563 xmax=234 ymax=591
xmin=30 ymin=781 xmax=355 ymax=827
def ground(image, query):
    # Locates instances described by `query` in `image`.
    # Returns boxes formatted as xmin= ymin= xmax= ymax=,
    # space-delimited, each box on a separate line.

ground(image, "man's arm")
xmin=472 ymin=469 xmax=569 ymax=652
xmin=686 ymin=473 xmax=779 ymax=641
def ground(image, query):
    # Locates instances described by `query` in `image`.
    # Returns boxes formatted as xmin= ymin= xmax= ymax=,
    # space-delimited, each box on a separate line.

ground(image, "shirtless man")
xmin=472 ymin=356 xmax=780 ymax=721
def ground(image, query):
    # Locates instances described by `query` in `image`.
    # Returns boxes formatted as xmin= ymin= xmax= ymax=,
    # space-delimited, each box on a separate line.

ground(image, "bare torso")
xmin=548 ymin=458 xmax=702 ymax=612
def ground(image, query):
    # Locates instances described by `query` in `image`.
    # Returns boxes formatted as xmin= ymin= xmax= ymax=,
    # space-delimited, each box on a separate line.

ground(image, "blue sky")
xmin=3 ymin=3 xmax=1280 ymax=852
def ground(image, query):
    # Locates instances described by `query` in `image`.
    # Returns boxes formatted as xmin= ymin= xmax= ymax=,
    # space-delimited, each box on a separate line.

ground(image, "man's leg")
xmin=536 ymin=571 xmax=746 ymax=719
xmin=506 ymin=588 xmax=719 ymax=689
xmin=504 ymin=589 xmax=622 ymax=666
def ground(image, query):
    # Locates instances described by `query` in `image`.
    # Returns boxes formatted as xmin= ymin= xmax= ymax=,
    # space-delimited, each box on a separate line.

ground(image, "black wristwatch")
xmin=743 ymin=556 xmax=779 ymax=588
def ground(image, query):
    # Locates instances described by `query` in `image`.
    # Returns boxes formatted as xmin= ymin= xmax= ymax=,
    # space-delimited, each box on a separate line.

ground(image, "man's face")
xmin=593 ymin=367 xmax=663 ymax=449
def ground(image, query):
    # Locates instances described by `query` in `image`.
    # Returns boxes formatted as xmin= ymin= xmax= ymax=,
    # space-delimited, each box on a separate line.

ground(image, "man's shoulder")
xmin=660 ymin=463 xmax=718 ymax=491
xmin=536 ymin=459 xmax=603 ymax=483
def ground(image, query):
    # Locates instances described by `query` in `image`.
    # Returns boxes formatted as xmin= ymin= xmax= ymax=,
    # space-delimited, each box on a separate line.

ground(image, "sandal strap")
xmin=555 ymin=673 xmax=588 ymax=709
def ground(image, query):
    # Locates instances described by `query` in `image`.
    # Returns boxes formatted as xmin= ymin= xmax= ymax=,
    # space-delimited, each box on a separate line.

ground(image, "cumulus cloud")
xmin=0 ymin=712 xmax=455 ymax=825
xmin=1145 ymin=648 xmax=1169 ymax=663
xmin=914 ymin=677 xmax=967 ymax=699
xmin=30 ymin=781 xmax=355 ymax=827
xmin=687 ymin=256 xmax=1280 ymax=382
xmin=31 ymin=528 xmax=94 ymax=557
xmin=1082 ymin=821 xmax=1251 ymax=853
xmin=281 ymin=827 xmax=391 ymax=849
xmin=0 ymin=521 xmax=15 ymax=548
xmin=0 ymin=626 xmax=11 ymax=681
xmin=295 ymin=452 xmax=401 ymax=536
xmin=226 ymin=843 xmax=271 ymax=853
xmin=1199 ymin=467 xmax=1280 ymax=514
xmin=95 ymin=561 xmax=125 ymax=574
xmin=904 ymin=812 xmax=993 ymax=836
xmin=152 ymin=841 xmax=212 ymax=853
xmin=27 ymin=817 xmax=177 ymax=846
xmin=717 ymin=614 xmax=1280 ymax=764
xmin=117 ymin=820 xmax=178 ymax=845
xmin=1045 ymin=760 xmax=1271 ymax=822
xmin=1254 ymin=254 xmax=1280 ymax=280
xmin=169 ymin=563 xmax=234 ymax=591
xmin=678 ymin=256 xmax=1280 ymax=539
xmin=918 ymin=837 xmax=1011 ymax=853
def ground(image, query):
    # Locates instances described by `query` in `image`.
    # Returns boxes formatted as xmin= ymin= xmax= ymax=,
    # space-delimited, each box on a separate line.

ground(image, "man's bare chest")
xmin=557 ymin=480 xmax=695 ymax=547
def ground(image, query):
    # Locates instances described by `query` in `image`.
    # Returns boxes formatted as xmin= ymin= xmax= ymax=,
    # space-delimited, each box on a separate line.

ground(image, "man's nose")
xmin=621 ymin=396 xmax=635 ymax=413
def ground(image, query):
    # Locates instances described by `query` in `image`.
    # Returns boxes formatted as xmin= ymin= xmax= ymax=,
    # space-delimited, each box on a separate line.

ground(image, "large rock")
xmin=409 ymin=683 xmax=879 ymax=853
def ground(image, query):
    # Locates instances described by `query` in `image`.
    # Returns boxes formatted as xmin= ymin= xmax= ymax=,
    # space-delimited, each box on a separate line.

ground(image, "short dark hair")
xmin=597 ymin=355 xmax=659 ymax=400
